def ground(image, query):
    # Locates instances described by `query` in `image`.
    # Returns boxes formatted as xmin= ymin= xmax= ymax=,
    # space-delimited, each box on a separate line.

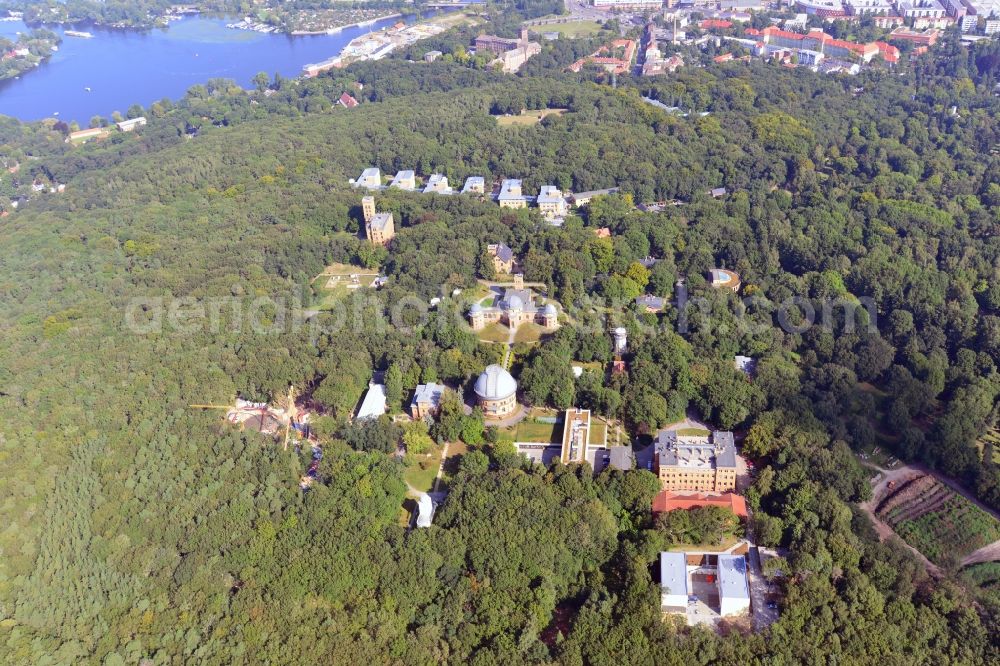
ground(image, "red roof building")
xmin=652 ymin=491 xmax=748 ymax=518
xmin=700 ymin=19 xmax=733 ymax=30
xmin=713 ymin=53 xmax=735 ymax=63
xmin=337 ymin=92 xmax=359 ymax=109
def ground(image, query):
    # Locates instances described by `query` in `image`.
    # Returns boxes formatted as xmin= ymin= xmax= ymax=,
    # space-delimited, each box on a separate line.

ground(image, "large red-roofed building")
xmin=652 ymin=491 xmax=748 ymax=518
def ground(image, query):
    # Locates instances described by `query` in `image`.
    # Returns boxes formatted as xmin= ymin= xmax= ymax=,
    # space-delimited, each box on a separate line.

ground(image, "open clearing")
xmin=531 ymin=20 xmax=604 ymax=37
xmin=874 ymin=472 xmax=1000 ymax=566
xmin=312 ymin=262 xmax=379 ymax=309
xmin=496 ymin=108 xmax=568 ymax=126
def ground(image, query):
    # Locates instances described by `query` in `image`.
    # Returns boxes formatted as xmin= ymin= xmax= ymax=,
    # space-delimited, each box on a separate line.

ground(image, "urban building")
xmin=363 ymin=196 xmax=395 ymax=246
xmin=468 ymin=275 xmax=559 ymax=331
xmin=390 ymin=170 xmax=416 ymax=190
xmin=424 ymin=50 xmax=442 ymax=62
xmin=487 ymin=242 xmax=516 ymax=274
xmin=895 ymin=0 xmax=947 ymax=18
xmin=474 ymin=30 xmax=540 ymax=73
xmin=570 ymin=188 xmax=619 ymax=206
xmin=568 ymin=39 xmax=637 ymax=75
xmin=887 ymin=26 xmax=940 ymax=44
xmin=594 ymin=0 xmax=664 ymax=6
xmin=744 ymin=26 xmax=890 ymax=63
xmin=498 ymin=179 xmax=527 ymax=208
xmin=843 ymin=0 xmax=894 ymax=13
xmin=609 ymin=446 xmax=635 ymax=471
xmin=474 ymin=364 xmax=518 ymax=418
xmin=536 ymin=185 xmax=567 ymax=221
xmin=655 ymin=430 xmax=738 ymax=493
xmin=411 ymin=383 xmax=446 ymax=419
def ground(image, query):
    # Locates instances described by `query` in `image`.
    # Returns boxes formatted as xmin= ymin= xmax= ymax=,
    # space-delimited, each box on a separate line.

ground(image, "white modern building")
xmin=498 ymin=179 xmax=527 ymax=208
xmin=660 ymin=552 xmax=688 ymax=611
xmin=356 ymin=383 xmax=387 ymax=420
xmin=717 ymin=554 xmax=751 ymax=616
xmin=354 ymin=167 xmax=382 ymax=190
xmin=390 ymin=169 xmax=416 ymax=190
xmin=461 ymin=176 xmax=485 ymax=194
xmin=423 ymin=174 xmax=453 ymax=194
xmin=536 ymin=185 xmax=567 ymax=221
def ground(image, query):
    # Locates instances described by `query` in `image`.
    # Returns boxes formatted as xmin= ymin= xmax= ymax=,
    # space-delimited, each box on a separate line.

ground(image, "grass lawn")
xmin=976 ymin=427 xmax=1000 ymax=463
xmin=676 ymin=427 xmax=711 ymax=437
xmin=532 ymin=21 xmax=604 ymax=37
xmin=663 ymin=534 xmax=741 ymax=553
xmin=403 ymin=446 xmax=443 ymax=494
xmin=589 ymin=420 xmax=607 ymax=446
xmin=496 ymin=108 xmax=568 ymax=126
xmin=477 ymin=322 xmax=511 ymax=343
xmin=515 ymin=419 xmax=561 ymax=443
xmin=513 ymin=323 xmax=545 ymax=343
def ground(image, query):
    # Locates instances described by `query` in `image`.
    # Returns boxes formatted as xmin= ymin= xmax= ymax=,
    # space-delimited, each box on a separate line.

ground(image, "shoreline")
xmin=289 ymin=13 xmax=403 ymax=36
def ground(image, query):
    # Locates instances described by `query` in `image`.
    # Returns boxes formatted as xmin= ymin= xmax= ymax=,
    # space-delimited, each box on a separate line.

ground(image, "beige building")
xmin=654 ymin=431 xmax=737 ymax=493
xmin=498 ymin=179 xmax=527 ymax=209
xmin=474 ymin=365 xmax=518 ymax=418
xmin=536 ymin=185 xmax=567 ymax=221
xmin=363 ymin=196 xmax=395 ymax=246
xmin=708 ymin=268 xmax=741 ymax=292
xmin=487 ymin=242 xmax=515 ymax=274
xmin=469 ymin=274 xmax=558 ymax=331
xmin=410 ymin=383 xmax=445 ymax=419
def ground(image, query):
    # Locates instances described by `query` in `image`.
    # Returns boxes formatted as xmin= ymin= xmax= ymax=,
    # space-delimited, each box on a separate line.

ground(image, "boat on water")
xmin=84 ymin=87 xmax=91 ymax=92
xmin=64 ymin=30 xmax=93 ymax=38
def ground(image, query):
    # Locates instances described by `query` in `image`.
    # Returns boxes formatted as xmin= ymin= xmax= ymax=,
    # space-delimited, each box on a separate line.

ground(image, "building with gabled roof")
xmin=423 ymin=174 xmax=453 ymax=195
xmin=487 ymin=242 xmax=516 ymax=274
xmin=354 ymin=167 xmax=382 ymax=190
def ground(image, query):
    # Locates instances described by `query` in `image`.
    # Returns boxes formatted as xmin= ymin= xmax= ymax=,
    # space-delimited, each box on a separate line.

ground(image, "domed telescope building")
xmin=474 ymin=364 xmax=518 ymax=418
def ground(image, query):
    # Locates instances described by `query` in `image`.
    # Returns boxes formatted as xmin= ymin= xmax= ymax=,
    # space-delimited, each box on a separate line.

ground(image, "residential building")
xmin=390 ymin=170 xmax=416 ymax=190
xmin=411 ymin=383 xmax=446 ymax=419
xmin=660 ymin=552 xmax=689 ymax=611
xmin=655 ymin=430 xmax=738 ymax=493
xmin=987 ymin=17 xmax=1000 ymax=32
xmin=708 ymin=268 xmax=741 ymax=292
xmin=895 ymin=0 xmax=947 ymax=17
xmin=568 ymin=39 xmax=637 ymax=75
xmin=424 ymin=50 xmax=442 ymax=62
xmin=717 ymin=554 xmax=751 ymax=616
xmin=745 ymin=25 xmax=891 ymax=63
xmin=498 ymin=179 xmax=527 ymax=208
xmin=337 ymin=92 xmax=359 ymax=109
xmin=652 ymin=491 xmax=748 ymax=518
xmin=536 ymin=185 xmax=567 ymax=220
xmin=363 ymin=196 xmax=395 ymax=246
xmin=561 ymin=408 xmax=592 ymax=464
xmin=423 ymin=174 xmax=453 ymax=194
xmin=887 ymin=26 xmax=940 ymax=44
xmin=117 ymin=116 xmax=147 ymax=132
xmin=487 ymin=242 xmax=515 ymax=274
xmin=843 ymin=0 xmax=894 ymax=13
xmin=357 ymin=383 xmax=387 ymax=420
xmin=793 ymin=0 xmax=848 ymax=15
xmin=461 ymin=176 xmax=485 ymax=194
xmin=468 ymin=275 xmax=559 ymax=331
xmin=474 ymin=364 xmax=518 ymax=418
xmin=354 ymin=167 xmax=382 ymax=190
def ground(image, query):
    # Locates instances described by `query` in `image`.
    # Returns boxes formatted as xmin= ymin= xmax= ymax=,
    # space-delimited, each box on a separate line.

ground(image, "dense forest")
xmin=0 ymin=13 xmax=999 ymax=665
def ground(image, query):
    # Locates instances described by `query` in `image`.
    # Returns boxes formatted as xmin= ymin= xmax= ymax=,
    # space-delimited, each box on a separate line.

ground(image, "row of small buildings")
xmin=352 ymin=166 xmax=620 ymax=225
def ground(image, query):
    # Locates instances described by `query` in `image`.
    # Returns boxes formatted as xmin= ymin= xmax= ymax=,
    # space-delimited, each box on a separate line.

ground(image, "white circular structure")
xmin=474 ymin=364 xmax=518 ymax=418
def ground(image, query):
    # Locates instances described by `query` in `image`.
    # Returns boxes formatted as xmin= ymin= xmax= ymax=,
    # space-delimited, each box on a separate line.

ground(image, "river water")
xmin=0 ymin=14 xmax=411 ymax=123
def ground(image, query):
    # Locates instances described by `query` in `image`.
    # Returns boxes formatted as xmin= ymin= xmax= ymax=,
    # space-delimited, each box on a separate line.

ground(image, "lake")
xmin=0 ymin=14 xmax=413 ymax=123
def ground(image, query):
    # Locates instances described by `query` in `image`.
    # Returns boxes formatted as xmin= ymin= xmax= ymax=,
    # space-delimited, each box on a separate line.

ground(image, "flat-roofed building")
xmin=462 ymin=176 xmax=485 ymax=194
xmin=561 ymin=408 xmax=592 ymax=464
xmin=390 ymin=169 xmax=416 ymax=190
xmin=498 ymin=179 xmax=527 ymax=208
xmin=117 ymin=116 xmax=147 ymax=132
xmin=536 ymin=185 xmax=567 ymax=221
xmin=717 ymin=554 xmax=751 ymax=616
xmin=655 ymin=430 xmax=738 ymax=493
xmin=570 ymin=187 xmax=619 ymax=207
xmin=708 ymin=268 xmax=741 ymax=292
xmin=660 ymin=552 xmax=689 ymax=611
